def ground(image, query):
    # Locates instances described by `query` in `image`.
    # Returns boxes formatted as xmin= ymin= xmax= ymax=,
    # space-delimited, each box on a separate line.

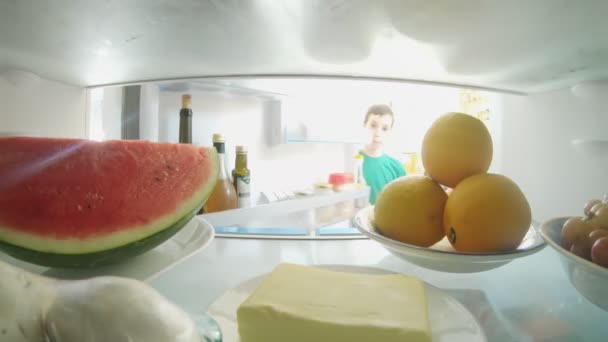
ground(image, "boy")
xmin=360 ymin=104 xmax=406 ymax=204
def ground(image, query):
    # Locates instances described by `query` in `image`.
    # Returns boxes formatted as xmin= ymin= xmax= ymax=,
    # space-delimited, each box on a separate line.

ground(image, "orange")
xmin=421 ymin=112 xmax=493 ymax=188
xmin=443 ymin=173 xmax=532 ymax=252
xmin=374 ymin=175 xmax=447 ymax=247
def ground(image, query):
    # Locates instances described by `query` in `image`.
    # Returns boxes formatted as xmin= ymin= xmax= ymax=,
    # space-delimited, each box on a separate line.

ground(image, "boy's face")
xmin=365 ymin=114 xmax=393 ymax=144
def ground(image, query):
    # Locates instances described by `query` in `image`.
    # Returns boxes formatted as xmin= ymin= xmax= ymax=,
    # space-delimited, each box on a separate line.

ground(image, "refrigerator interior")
xmin=1 ymin=2 xmax=608 ymax=340
xmin=1 ymin=74 xmax=607 ymax=226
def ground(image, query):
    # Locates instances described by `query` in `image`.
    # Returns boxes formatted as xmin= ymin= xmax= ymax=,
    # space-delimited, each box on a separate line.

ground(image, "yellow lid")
xmin=354 ymin=154 xmax=363 ymax=159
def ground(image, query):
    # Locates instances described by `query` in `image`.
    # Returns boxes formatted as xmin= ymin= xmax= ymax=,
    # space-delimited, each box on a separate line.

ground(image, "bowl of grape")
xmin=540 ymin=195 xmax=608 ymax=311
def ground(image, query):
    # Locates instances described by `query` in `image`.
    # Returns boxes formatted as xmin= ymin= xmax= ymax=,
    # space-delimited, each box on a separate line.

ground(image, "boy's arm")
xmin=397 ymin=162 xmax=407 ymax=176
xmin=385 ymin=152 xmax=407 ymax=177
xmin=391 ymin=157 xmax=407 ymax=177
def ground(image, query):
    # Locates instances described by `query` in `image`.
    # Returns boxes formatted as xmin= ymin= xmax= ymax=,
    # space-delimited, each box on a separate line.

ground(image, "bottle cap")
xmin=236 ymin=145 xmax=248 ymax=153
xmin=181 ymin=94 xmax=192 ymax=108
xmin=212 ymin=133 xmax=225 ymax=143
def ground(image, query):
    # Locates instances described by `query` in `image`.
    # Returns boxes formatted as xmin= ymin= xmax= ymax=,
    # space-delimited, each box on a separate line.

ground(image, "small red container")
xmin=328 ymin=173 xmax=355 ymax=188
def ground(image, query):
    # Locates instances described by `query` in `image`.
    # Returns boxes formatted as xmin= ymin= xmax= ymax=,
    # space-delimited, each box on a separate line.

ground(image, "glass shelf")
xmin=150 ymin=235 xmax=608 ymax=341
xmin=202 ymin=187 xmax=370 ymax=239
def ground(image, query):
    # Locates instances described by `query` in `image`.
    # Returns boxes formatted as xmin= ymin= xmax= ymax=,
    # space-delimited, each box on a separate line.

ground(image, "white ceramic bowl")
xmin=540 ymin=217 xmax=608 ymax=311
xmin=353 ymin=206 xmax=546 ymax=273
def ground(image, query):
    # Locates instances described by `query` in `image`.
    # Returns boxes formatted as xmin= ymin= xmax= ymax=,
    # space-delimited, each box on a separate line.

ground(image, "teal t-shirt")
xmin=361 ymin=153 xmax=407 ymax=204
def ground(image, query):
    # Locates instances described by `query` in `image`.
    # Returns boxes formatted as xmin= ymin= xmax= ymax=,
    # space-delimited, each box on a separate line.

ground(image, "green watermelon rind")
xmin=0 ymin=204 xmax=203 ymax=268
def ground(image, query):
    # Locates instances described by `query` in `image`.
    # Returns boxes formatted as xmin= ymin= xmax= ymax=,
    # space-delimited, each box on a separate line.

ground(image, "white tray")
xmin=0 ymin=216 xmax=214 ymax=282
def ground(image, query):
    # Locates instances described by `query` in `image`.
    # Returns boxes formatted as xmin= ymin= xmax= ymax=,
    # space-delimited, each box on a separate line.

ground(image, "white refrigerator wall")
xmin=283 ymin=82 xmax=463 ymax=151
xmin=0 ymin=73 xmax=86 ymax=138
xmin=87 ymin=86 xmax=123 ymax=141
xmin=158 ymin=91 xmax=347 ymax=200
xmin=498 ymin=89 xmax=608 ymax=221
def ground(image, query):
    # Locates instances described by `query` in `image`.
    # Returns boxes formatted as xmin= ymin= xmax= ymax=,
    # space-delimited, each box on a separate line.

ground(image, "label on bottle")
xmin=235 ymin=175 xmax=251 ymax=208
xmin=235 ymin=176 xmax=250 ymax=197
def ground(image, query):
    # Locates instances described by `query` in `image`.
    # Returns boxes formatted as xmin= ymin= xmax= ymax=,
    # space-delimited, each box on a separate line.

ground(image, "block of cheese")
xmin=236 ymin=263 xmax=431 ymax=342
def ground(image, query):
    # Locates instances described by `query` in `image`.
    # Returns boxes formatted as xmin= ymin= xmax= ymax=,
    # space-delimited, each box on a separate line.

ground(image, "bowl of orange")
xmin=354 ymin=206 xmax=545 ymax=273
xmin=353 ymin=172 xmax=546 ymax=273
xmin=356 ymin=113 xmax=545 ymax=272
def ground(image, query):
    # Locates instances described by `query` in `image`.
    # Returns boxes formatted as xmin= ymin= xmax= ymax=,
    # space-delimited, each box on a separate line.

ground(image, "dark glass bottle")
xmin=179 ymin=94 xmax=193 ymax=144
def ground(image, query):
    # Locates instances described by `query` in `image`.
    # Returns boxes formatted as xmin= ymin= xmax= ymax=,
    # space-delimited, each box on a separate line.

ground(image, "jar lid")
xmin=236 ymin=145 xmax=248 ymax=153
xmin=212 ymin=133 xmax=225 ymax=143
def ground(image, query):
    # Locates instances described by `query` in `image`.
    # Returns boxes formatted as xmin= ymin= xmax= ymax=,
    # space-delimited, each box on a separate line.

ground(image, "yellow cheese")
xmin=237 ymin=263 xmax=431 ymax=342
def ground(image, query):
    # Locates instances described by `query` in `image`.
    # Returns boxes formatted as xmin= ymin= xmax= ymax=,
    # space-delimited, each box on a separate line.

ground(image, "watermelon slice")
xmin=0 ymin=137 xmax=218 ymax=268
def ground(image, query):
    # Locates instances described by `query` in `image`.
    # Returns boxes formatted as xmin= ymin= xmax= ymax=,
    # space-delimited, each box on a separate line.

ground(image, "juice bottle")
xmin=203 ymin=134 xmax=238 ymax=213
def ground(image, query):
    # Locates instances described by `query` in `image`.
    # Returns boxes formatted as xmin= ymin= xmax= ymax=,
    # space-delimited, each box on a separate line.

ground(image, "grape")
xmin=561 ymin=217 xmax=594 ymax=250
xmin=590 ymin=203 xmax=607 ymax=217
xmin=589 ymin=229 xmax=608 ymax=244
xmin=584 ymin=199 xmax=602 ymax=216
xmin=589 ymin=206 xmax=608 ymax=230
xmin=591 ymin=237 xmax=608 ymax=268
xmin=570 ymin=242 xmax=592 ymax=260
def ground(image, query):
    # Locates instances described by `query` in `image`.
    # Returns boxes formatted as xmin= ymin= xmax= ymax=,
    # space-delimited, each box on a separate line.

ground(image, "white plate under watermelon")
xmin=0 ymin=216 xmax=214 ymax=282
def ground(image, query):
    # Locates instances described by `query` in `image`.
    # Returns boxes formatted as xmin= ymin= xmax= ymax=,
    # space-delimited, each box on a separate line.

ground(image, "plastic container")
xmin=354 ymin=154 xmax=366 ymax=185
xmin=328 ymin=172 xmax=355 ymax=191
xmin=328 ymin=173 xmax=356 ymax=218
xmin=313 ymin=183 xmax=336 ymax=224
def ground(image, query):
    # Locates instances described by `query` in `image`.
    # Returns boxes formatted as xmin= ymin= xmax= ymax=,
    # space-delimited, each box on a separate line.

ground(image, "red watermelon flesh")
xmin=0 ymin=137 xmax=218 ymax=254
